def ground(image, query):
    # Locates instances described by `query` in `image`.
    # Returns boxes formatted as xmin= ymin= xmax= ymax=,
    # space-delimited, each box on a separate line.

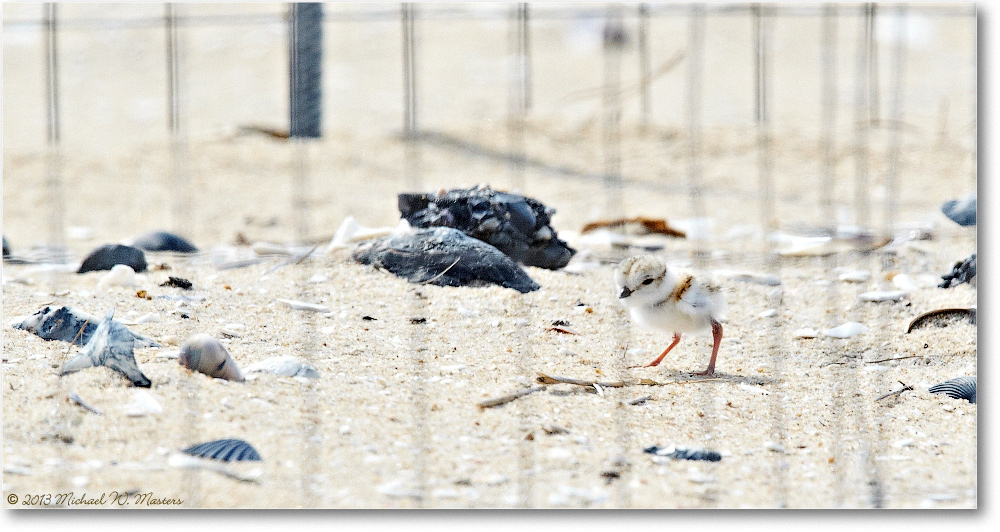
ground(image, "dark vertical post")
xmin=290 ymin=2 xmax=323 ymax=139
xmin=638 ymin=3 xmax=651 ymax=128
xmin=43 ymin=3 xmax=66 ymax=269
xmin=165 ymin=3 xmax=191 ymax=240
xmin=602 ymin=4 xmax=624 ymax=220
xmin=519 ymin=3 xmax=532 ymax=111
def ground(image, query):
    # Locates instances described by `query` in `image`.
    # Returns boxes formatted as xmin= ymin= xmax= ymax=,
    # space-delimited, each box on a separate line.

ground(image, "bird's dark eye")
xmin=641 ymin=278 xmax=654 ymax=285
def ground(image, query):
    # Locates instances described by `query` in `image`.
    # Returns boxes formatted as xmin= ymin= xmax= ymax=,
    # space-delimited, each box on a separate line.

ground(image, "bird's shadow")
xmin=647 ymin=369 xmax=778 ymax=387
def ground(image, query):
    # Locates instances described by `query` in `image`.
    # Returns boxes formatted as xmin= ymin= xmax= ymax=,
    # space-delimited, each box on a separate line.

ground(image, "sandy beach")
xmin=2 ymin=3 xmax=977 ymax=509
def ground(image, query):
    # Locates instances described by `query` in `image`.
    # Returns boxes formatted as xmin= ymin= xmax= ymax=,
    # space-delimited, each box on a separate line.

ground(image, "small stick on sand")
xmin=420 ymin=257 xmax=461 ymax=285
xmin=625 ymin=395 xmax=652 ymax=405
xmin=68 ymin=390 xmax=103 ymax=415
xmin=477 ymin=385 xmax=546 ymax=409
xmin=875 ymin=381 xmax=914 ymax=402
xmin=866 ymin=355 xmax=922 ymax=364
xmin=536 ymin=373 xmax=627 ymax=388
xmin=65 ymin=319 xmax=90 ymax=353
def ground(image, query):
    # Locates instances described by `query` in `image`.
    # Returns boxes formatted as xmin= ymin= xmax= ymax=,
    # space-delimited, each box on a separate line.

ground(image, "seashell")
xmin=352 ymin=227 xmax=540 ymax=293
xmin=11 ymin=305 xmax=160 ymax=347
xmin=928 ymin=376 xmax=976 ymax=404
xmin=793 ymin=328 xmax=818 ymax=339
xmin=97 ymin=264 xmax=139 ymax=290
xmin=78 ymin=244 xmax=147 ymax=273
xmin=181 ymin=438 xmax=262 ymax=461
xmin=643 ymin=445 xmax=721 ymax=462
xmin=906 ymin=307 xmax=976 ymax=333
xmin=129 ymin=231 xmax=198 ymax=253
xmin=123 ymin=390 xmax=163 ymax=416
xmin=178 ymin=334 xmax=244 ymax=382
xmin=244 ymin=355 xmax=319 ymax=379
xmin=276 ymin=298 xmax=330 ymax=313
xmin=891 ymin=274 xmax=919 ymax=291
xmin=60 ymin=309 xmax=152 ymax=387
xmin=835 ymin=268 xmax=870 ymax=283
xmin=858 ymin=290 xmax=909 ymax=302
xmin=822 ymin=322 xmax=868 ymax=338
xmin=326 ymin=216 xmax=401 ymax=252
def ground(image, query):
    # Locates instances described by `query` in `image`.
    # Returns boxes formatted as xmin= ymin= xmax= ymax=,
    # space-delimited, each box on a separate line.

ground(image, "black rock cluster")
xmin=939 ymin=253 xmax=976 ymax=288
xmin=398 ymin=185 xmax=575 ymax=270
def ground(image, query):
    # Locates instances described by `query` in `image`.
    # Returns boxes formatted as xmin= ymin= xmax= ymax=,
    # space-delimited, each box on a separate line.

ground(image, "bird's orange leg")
xmin=691 ymin=319 xmax=723 ymax=376
xmin=629 ymin=333 xmax=681 ymax=368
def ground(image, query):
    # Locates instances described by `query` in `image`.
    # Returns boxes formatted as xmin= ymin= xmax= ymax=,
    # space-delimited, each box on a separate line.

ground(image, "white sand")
xmin=2 ymin=3 xmax=976 ymax=508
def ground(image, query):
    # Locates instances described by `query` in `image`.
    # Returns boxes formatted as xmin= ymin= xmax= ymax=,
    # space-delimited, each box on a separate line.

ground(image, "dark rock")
xmin=59 ymin=309 xmax=152 ymax=387
xmin=2 ymin=235 xmax=9 ymax=258
xmin=939 ymin=253 xmax=976 ymax=288
xmin=352 ymin=227 xmax=540 ymax=293
xmin=11 ymin=305 xmax=160 ymax=348
xmin=182 ymin=438 xmax=262 ymax=461
xmin=398 ymin=185 xmax=575 ymax=270
xmin=160 ymin=276 xmax=193 ymax=290
xmin=130 ymin=231 xmax=198 ymax=253
xmin=941 ymin=193 xmax=976 ymax=226
xmin=929 ymin=376 xmax=976 ymax=404
xmin=78 ymin=244 xmax=147 ymax=273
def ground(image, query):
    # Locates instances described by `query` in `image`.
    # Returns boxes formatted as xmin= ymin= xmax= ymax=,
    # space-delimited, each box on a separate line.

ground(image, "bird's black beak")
xmin=619 ymin=286 xmax=632 ymax=299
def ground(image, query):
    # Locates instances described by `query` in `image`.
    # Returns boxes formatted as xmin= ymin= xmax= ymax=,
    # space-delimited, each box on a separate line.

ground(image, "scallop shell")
xmin=178 ymin=334 xmax=244 ymax=382
xmin=182 ymin=438 xmax=261 ymax=462
xmin=928 ymin=376 xmax=976 ymax=404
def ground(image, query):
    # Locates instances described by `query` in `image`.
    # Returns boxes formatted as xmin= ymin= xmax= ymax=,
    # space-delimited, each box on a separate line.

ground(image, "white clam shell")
xmin=836 ymin=268 xmax=871 ymax=282
xmin=244 ymin=355 xmax=319 ymax=379
xmin=178 ymin=333 xmax=244 ymax=382
xmin=793 ymin=328 xmax=819 ymax=339
xmin=822 ymin=322 xmax=869 ymax=338
xmin=123 ymin=390 xmax=162 ymax=417
xmin=858 ymin=290 xmax=909 ymax=302
xmin=97 ymin=264 xmax=138 ymax=290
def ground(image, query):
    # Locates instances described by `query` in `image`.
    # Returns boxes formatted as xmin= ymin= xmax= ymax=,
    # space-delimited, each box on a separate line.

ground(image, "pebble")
xmin=276 ymin=298 xmax=330 ymax=313
xmin=178 ymin=334 xmax=244 ymax=382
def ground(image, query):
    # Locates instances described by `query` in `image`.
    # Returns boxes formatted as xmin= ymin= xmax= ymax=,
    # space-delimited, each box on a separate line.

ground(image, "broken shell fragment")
xmin=244 ymin=355 xmax=319 ymax=379
xmin=822 ymin=322 xmax=868 ymax=339
xmin=60 ymin=309 xmax=152 ymax=387
xmin=928 ymin=376 xmax=976 ymax=404
xmin=178 ymin=334 xmax=244 ymax=382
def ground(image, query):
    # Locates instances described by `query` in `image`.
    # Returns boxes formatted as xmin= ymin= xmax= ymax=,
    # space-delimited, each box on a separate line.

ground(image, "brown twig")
xmin=866 ymin=355 xmax=922 ymax=364
xmin=625 ymin=395 xmax=653 ymax=405
xmin=477 ymin=385 xmax=546 ymax=409
xmin=875 ymin=381 xmax=913 ymax=402
xmin=536 ymin=373 xmax=626 ymax=388
xmin=419 ymin=257 xmax=461 ymax=285
xmin=65 ymin=318 xmax=90 ymax=353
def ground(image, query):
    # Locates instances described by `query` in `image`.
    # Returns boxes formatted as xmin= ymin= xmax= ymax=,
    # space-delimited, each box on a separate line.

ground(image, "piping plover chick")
xmin=614 ymin=255 xmax=725 ymax=375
